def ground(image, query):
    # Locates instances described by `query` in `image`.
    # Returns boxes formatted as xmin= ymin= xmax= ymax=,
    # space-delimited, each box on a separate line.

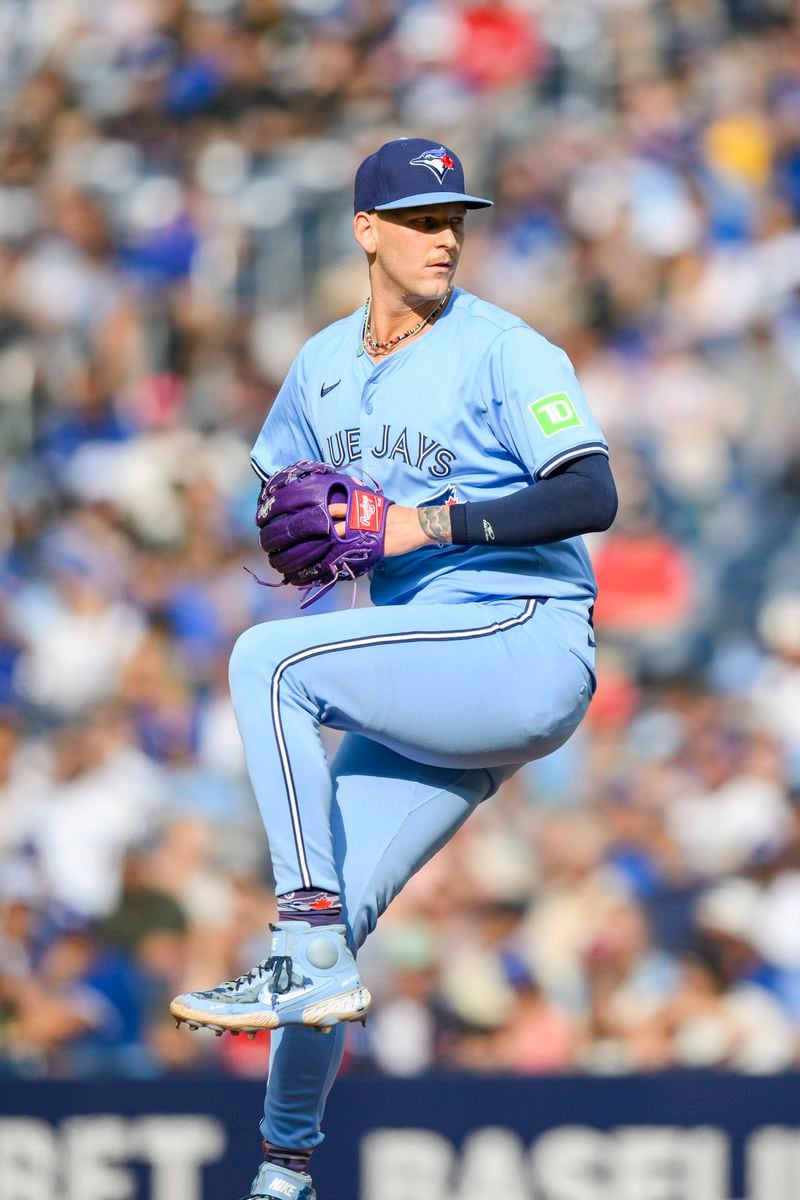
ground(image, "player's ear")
xmin=354 ymin=211 xmax=378 ymax=256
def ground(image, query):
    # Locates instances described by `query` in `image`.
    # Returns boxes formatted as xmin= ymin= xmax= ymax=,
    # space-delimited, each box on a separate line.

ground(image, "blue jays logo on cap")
xmin=354 ymin=137 xmax=492 ymax=214
xmin=409 ymin=146 xmax=456 ymax=185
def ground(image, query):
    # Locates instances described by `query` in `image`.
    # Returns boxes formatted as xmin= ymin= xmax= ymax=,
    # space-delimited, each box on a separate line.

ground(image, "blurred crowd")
xmin=2 ymin=0 xmax=800 ymax=1081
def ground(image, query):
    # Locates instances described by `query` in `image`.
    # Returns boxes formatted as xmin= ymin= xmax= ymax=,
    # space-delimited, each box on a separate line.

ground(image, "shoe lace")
xmin=224 ymin=955 xmax=296 ymax=996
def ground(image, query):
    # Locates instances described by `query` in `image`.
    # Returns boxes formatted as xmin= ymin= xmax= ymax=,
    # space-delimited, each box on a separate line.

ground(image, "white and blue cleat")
xmin=170 ymin=921 xmax=370 ymax=1035
xmin=240 ymin=1162 xmax=316 ymax=1200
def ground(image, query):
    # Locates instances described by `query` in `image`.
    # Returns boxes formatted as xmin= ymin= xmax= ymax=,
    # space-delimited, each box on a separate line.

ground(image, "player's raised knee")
xmin=228 ymin=621 xmax=312 ymax=698
xmin=228 ymin=624 xmax=276 ymax=696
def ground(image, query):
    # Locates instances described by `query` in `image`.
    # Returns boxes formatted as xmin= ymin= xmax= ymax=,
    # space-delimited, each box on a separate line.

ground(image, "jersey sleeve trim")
xmin=537 ymin=442 xmax=609 ymax=480
xmin=250 ymin=455 xmax=270 ymax=482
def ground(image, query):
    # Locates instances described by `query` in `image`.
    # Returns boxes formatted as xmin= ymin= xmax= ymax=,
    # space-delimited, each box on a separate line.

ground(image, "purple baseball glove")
xmin=253 ymin=460 xmax=394 ymax=607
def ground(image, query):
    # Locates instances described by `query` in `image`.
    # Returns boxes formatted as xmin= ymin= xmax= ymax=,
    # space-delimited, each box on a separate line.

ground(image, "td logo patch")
xmin=529 ymin=392 xmax=582 ymax=437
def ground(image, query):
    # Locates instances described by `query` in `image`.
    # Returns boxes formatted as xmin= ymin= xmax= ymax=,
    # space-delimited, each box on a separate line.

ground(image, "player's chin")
xmin=419 ymin=269 xmax=456 ymax=296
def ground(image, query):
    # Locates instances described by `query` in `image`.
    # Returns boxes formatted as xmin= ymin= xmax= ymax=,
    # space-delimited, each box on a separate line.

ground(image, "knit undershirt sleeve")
xmin=447 ymin=453 xmax=617 ymax=547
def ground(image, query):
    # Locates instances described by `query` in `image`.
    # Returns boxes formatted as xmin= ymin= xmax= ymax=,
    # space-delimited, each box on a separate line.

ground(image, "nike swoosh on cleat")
xmin=261 ymin=982 xmax=319 ymax=1006
xmin=320 ymin=380 xmax=341 ymax=397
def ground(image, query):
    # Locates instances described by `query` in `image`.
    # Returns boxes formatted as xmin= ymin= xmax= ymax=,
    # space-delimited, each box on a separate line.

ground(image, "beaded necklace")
xmin=362 ymin=287 xmax=452 ymax=356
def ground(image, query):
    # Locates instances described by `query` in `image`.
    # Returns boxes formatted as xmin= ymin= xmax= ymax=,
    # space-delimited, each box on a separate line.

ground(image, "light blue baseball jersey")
xmin=251 ymin=288 xmax=608 ymax=609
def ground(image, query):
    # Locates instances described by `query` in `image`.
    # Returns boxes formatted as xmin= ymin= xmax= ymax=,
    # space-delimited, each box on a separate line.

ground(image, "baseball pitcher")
xmin=171 ymin=137 xmax=617 ymax=1200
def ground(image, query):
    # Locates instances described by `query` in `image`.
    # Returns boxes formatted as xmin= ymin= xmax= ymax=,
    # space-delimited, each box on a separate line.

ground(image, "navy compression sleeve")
xmin=448 ymin=453 xmax=617 ymax=547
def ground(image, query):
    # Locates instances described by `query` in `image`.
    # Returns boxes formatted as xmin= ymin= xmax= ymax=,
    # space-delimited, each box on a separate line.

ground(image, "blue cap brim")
xmin=373 ymin=191 xmax=493 ymax=211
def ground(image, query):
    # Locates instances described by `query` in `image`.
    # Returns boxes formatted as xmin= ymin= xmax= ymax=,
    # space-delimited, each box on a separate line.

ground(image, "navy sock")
xmin=263 ymin=1142 xmax=313 ymax=1175
xmin=277 ymin=888 xmax=342 ymax=927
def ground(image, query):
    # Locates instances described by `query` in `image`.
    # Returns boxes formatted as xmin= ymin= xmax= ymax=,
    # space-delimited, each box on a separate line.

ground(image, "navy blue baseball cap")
xmin=354 ymin=137 xmax=492 ymax=213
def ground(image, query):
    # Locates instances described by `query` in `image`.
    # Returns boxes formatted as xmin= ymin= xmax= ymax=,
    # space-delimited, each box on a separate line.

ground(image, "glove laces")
xmin=244 ymin=561 xmax=359 ymax=610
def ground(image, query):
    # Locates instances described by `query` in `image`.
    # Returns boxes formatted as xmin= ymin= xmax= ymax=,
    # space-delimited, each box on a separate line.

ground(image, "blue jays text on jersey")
xmin=324 ymin=424 xmax=457 ymax=476
xmin=251 ymin=288 xmax=609 ymax=609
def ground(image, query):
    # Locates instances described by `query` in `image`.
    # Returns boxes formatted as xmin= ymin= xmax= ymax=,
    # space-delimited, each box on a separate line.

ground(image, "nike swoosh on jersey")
xmin=320 ymin=380 xmax=341 ymax=397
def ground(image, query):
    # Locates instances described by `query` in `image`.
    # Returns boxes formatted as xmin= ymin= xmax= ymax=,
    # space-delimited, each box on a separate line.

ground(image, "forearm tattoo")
xmin=417 ymin=506 xmax=453 ymax=545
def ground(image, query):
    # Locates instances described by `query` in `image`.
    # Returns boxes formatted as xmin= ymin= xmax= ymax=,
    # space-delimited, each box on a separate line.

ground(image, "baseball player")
xmin=171 ymin=137 xmax=617 ymax=1200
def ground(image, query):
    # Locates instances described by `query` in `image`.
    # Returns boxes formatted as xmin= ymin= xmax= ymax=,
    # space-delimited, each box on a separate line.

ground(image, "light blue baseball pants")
xmin=227 ymin=595 xmax=594 ymax=1149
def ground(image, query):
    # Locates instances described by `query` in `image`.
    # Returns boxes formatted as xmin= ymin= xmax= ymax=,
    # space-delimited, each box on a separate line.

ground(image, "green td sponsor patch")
xmin=529 ymin=392 xmax=582 ymax=437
